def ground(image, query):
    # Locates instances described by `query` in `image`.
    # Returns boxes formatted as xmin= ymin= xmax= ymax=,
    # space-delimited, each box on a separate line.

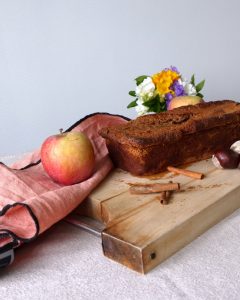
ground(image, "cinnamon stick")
xmin=167 ymin=166 xmax=204 ymax=180
xmin=156 ymin=191 xmax=171 ymax=205
xmin=129 ymin=182 xmax=180 ymax=195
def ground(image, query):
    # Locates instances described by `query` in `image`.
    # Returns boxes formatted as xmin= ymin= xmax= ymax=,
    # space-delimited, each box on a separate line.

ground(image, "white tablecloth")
xmin=0 ymin=155 xmax=240 ymax=300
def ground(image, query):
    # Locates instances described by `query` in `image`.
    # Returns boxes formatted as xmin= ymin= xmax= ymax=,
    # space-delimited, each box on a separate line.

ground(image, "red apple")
xmin=41 ymin=131 xmax=95 ymax=185
xmin=168 ymin=96 xmax=203 ymax=110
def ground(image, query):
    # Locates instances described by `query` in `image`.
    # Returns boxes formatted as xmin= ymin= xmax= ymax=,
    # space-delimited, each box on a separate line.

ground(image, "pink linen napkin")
xmin=0 ymin=113 xmax=129 ymax=263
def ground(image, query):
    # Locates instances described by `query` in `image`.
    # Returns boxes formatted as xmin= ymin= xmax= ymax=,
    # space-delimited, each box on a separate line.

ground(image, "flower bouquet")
xmin=127 ymin=66 xmax=205 ymax=115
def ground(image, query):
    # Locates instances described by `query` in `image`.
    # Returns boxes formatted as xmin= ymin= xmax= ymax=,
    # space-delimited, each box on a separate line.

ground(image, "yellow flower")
xmin=152 ymin=70 xmax=180 ymax=95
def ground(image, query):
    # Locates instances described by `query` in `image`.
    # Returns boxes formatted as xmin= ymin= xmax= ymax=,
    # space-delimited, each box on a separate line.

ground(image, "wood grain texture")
xmin=77 ymin=159 xmax=240 ymax=273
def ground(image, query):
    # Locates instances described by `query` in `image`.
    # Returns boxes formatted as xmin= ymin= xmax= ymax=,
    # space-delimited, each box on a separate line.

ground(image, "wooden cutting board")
xmin=74 ymin=159 xmax=240 ymax=273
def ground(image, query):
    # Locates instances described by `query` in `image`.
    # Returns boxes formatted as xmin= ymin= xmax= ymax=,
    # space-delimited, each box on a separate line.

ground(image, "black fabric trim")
xmin=65 ymin=112 xmax=130 ymax=132
xmin=0 ymin=241 xmax=17 ymax=254
xmin=0 ymin=255 xmax=12 ymax=268
xmin=0 ymin=233 xmax=10 ymax=239
xmin=20 ymin=112 xmax=130 ymax=171
xmin=20 ymin=160 xmax=41 ymax=170
xmin=0 ymin=202 xmax=40 ymax=244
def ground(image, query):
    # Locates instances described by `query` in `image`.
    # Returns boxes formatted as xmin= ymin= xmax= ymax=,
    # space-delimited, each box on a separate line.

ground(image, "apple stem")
xmin=59 ymin=128 xmax=64 ymax=134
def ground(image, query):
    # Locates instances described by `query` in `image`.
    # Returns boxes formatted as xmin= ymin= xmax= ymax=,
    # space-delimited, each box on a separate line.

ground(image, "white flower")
xmin=134 ymin=77 xmax=156 ymax=115
xmin=184 ymin=82 xmax=196 ymax=96
xmin=179 ymin=78 xmax=196 ymax=96
xmin=135 ymin=77 xmax=155 ymax=99
xmin=135 ymin=99 xmax=149 ymax=116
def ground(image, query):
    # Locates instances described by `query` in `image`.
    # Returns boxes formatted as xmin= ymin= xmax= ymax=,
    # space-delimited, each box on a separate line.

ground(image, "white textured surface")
xmin=0 ymin=156 xmax=240 ymax=300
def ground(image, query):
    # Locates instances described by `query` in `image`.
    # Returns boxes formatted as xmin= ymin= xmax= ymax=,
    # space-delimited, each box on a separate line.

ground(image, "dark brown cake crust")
xmin=99 ymin=100 xmax=240 ymax=175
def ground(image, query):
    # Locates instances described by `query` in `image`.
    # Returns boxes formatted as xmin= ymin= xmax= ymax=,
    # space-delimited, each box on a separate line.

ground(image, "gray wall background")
xmin=0 ymin=0 xmax=239 ymax=156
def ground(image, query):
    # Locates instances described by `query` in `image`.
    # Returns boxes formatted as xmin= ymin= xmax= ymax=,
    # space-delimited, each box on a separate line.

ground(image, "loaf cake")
xmin=99 ymin=100 xmax=240 ymax=175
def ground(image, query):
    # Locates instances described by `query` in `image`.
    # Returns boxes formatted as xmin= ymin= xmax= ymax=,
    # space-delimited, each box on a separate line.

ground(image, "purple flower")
xmin=164 ymin=66 xmax=180 ymax=74
xmin=171 ymin=80 xmax=186 ymax=97
xmin=165 ymin=93 xmax=173 ymax=101
xmin=165 ymin=93 xmax=173 ymax=109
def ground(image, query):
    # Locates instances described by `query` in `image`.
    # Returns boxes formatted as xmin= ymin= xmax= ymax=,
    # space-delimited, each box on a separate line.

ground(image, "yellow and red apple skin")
xmin=168 ymin=96 xmax=204 ymax=110
xmin=41 ymin=132 xmax=95 ymax=185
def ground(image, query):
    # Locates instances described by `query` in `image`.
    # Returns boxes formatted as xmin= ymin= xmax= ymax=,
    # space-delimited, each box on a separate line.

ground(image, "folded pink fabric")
xmin=0 ymin=113 xmax=129 ymax=254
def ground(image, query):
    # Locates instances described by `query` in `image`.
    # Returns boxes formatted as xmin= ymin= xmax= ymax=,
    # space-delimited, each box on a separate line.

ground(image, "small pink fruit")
xmin=168 ymin=96 xmax=203 ymax=110
xmin=41 ymin=130 xmax=95 ymax=185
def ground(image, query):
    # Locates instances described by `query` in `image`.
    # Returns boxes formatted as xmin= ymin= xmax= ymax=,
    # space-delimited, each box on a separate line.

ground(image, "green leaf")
xmin=135 ymin=75 xmax=148 ymax=86
xmin=154 ymin=101 xmax=161 ymax=113
xmin=148 ymin=101 xmax=164 ymax=113
xmin=147 ymin=106 xmax=157 ymax=113
xmin=129 ymin=90 xmax=136 ymax=97
xmin=190 ymin=74 xmax=195 ymax=85
xmin=196 ymin=92 xmax=204 ymax=98
xmin=142 ymin=99 xmax=155 ymax=107
xmin=142 ymin=94 xmax=159 ymax=107
xmin=144 ymin=94 xmax=167 ymax=113
xmin=160 ymin=101 xmax=167 ymax=111
xmin=127 ymin=99 xmax=138 ymax=108
xmin=195 ymin=80 xmax=205 ymax=93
